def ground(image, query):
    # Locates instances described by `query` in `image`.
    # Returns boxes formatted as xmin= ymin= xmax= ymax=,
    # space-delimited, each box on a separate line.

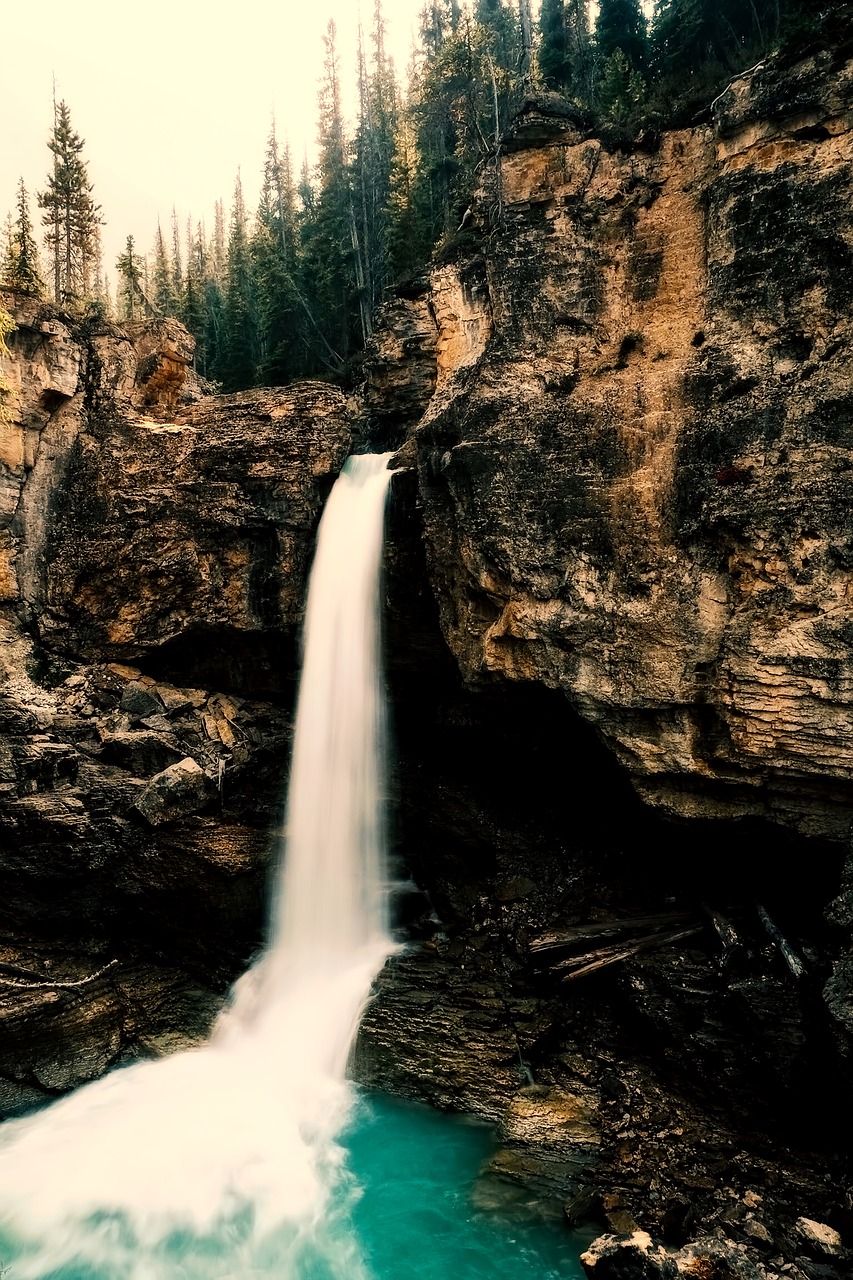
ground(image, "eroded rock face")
xmin=29 ymin=381 xmax=351 ymax=689
xmin=360 ymin=47 xmax=853 ymax=1280
xmin=400 ymin=49 xmax=853 ymax=842
xmin=0 ymin=296 xmax=354 ymax=1110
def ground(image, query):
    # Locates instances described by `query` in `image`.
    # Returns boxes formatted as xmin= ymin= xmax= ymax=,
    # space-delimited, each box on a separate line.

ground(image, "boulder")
xmin=134 ymin=758 xmax=211 ymax=826
xmin=581 ymin=1231 xmax=678 ymax=1279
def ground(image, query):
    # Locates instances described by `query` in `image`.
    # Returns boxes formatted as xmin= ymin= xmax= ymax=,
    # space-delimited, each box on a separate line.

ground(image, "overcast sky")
xmin=1 ymin=0 xmax=427 ymax=277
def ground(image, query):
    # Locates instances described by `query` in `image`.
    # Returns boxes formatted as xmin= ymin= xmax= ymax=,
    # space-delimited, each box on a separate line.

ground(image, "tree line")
xmin=1 ymin=0 xmax=835 ymax=392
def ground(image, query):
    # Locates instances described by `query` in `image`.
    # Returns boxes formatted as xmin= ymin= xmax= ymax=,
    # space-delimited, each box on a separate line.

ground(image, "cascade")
xmin=0 ymin=453 xmax=395 ymax=1277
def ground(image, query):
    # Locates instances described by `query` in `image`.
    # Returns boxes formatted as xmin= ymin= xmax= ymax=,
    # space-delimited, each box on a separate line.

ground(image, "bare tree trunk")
xmin=518 ymin=0 xmax=534 ymax=83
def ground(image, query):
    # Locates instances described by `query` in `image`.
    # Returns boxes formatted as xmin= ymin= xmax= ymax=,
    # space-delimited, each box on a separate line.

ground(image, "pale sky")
xmin=1 ymin=0 xmax=428 ymax=279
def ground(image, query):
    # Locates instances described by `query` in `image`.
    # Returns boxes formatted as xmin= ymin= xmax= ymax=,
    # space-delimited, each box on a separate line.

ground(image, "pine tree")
xmin=152 ymin=222 xmax=178 ymax=316
xmin=596 ymin=0 xmax=647 ymax=73
xmin=116 ymin=235 xmax=143 ymax=321
xmin=182 ymin=221 xmax=209 ymax=374
xmin=211 ymin=200 xmax=227 ymax=287
xmin=538 ymin=0 xmax=570 ymax=90
xmin=1 ymin=216 xmax=15 ymax=285
xmin=598 ymin=47 xmax=647 ymax=125
xmin=650 ymin=0 xmax=770 ymax=77
xmin=474 ymin=0 xmax=519 ymax=71
xmin=301 ymin=20 xmax=358 ymax=370
xmin=222 ymin=172 xmax=259 ymax=390
xmin=38 ymin=99 xmax=102 ymax=303
xmin=353 ymin=0 xmax=400 ymax=318
xmin=252 ymin=123 xmax=306 ymax=384
xmin=3 ymin=180 xmax=45 ymax=296
xmin=171 ymin=207 xmax=183 ymax=301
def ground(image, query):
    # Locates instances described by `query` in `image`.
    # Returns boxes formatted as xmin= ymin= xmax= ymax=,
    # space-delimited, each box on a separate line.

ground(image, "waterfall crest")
xmin=0 ymin=454 xmax=395 ymax=1276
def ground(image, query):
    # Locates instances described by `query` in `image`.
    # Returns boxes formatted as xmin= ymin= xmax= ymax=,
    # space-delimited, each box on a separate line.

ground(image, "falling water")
xmin=0 ymin=453 xmax=396 ymax=1279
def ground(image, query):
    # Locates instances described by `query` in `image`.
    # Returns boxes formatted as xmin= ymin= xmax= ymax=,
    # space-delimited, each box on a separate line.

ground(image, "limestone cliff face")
xmin=392 ymin=48 xmax=853 ymax=842
xmin=0 ymin=294 xmax=353 ymax=1111
xmin=359 ymin=48 xmax=853 ymax=1279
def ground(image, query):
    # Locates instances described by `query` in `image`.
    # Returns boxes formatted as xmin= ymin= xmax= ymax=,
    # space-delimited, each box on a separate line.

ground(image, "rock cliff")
xmin=1 ymin=38 xmax=853 ymax=1280
xmin=0 ymin=291 xmax=352 ymax=1111
xmin=359 ymin=43 xmax=853 ymax=1280
xmin=401 ymin=46 xmax=853 ymax=842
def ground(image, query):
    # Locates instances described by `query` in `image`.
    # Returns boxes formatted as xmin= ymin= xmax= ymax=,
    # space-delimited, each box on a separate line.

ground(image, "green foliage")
xmin=2 ymin=180 xmax=45 ymax=296
xmin=222 ymin=174 xmax=260 ymax=390
xmin=351 ymin=0 xmax=400 ymax=324
xmin=115 ymin=235 xmax=143 ymax=321
xmin=38 ymin=100 xmax=102 ymax=304
xmin=597 ymin=48 xmax=647 ymax=129
xmin=152 ymin=223 xmax=178 ymax=317
xmin=537 ymin=0 xmax=593 ymax=101
xmin=252 ymin=127 xmax=308 ymax=384
xmin=596 ymin=0 xmax=647 ymax=72
xmin=299 ymin=20 xmax=360 ymax=372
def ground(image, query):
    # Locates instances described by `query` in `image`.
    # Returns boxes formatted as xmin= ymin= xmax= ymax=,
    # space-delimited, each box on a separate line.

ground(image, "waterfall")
xmin=0 ymin=453 xmax=395 ymax=1277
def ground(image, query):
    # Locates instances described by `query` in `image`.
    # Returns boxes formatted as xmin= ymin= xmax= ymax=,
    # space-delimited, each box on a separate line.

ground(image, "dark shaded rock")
xmin=134 ymin=758 xmax=211 ymax=826
xmin=98 ymin=728 xmax=183 ymax=776
xmin=119 ymin=682 xmax=164 ymax=721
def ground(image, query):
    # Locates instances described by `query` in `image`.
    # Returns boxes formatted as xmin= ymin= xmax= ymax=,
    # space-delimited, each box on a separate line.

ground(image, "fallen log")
xmin=756 ymin=904 xmax=806 ymax=979
xmin=557 ymin=925 xmax=704 ymax=983
xmin=530 ymin=912 xmax=693 ymax=955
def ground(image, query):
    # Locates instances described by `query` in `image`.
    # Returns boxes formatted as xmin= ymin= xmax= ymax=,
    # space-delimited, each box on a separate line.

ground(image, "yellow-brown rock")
xmin=406 ymin=50 xmax=853 ymax=840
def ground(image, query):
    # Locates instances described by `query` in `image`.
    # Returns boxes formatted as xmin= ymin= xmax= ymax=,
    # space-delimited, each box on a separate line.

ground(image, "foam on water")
xmin=0 ymin=454 xmax=395 ymax=1278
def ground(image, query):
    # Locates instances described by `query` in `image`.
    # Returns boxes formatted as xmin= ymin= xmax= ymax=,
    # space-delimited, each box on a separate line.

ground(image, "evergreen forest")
xmin=1 ymin=0 xmax=839 ymax=392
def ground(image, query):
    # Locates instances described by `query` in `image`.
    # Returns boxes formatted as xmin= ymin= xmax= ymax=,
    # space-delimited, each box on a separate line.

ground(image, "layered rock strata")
xmin=1 ymin=40 xmax=853 ymax=1280
xmin=359 ymin=44 xmax=853 ymax=1280
xmin=0 ymin=293 xmax=352 ymax=1109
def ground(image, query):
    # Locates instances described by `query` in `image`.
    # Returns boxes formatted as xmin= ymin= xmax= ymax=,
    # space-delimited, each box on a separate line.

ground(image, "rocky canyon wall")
xmin=391 ymin=46 xmax=853 ymax=843
xmin=0 ymin=38 xmax=852 ymax=1280
xmin=0 ymin=293 xmax=353 ymax=1111
xmin=362 ymin=44 xmax=853 ymax=1280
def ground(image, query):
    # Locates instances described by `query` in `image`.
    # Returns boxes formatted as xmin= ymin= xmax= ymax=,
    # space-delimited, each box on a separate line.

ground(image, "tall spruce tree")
xmin=222 ymin=173 xmax=259 ymax=390
xmin=3 ymin=180 xmax=44 ymax=296
xmin=475 ymin=0 xmax=519 ymax=71
xmin=182 ymin=220 xmax=209 ymax=374
xmin=116 ymin=235 xmax=143 ymax=320
xmin=538 ymin=0 xmax=571 ymax=89
xmin=38 ymin=100 xmax=102 ymax=303
xmin=650 ymin=0 xmax=776 ymax=76
xmin=252 ymin=123 xmax=306 ymax=383
xmin=152 ymin=222 xmax=178 ymax=316
xmin=353 ymin=0 xmax=400 ymax=318
xmin=596 ymin=0 xmax=647 ymax=72
xmin=301 ymin=20 xmax=358 ymax=369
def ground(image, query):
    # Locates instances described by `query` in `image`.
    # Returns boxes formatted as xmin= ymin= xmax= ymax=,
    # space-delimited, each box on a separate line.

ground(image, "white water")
xmin=0 ymin=453 xmax=395 ymax=1278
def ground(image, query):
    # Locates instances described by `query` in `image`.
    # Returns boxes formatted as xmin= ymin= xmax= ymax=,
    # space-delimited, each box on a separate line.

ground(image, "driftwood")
xmin=530 ymin=912 xmax=693 ymax=955
xmin=756 ymin=904 xmax=806 ymax=979
xmin=556 ymin=926 xmax=703 ymax=983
